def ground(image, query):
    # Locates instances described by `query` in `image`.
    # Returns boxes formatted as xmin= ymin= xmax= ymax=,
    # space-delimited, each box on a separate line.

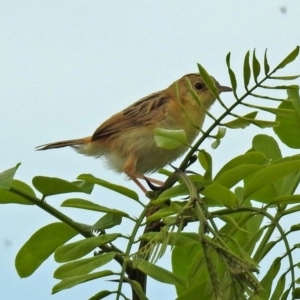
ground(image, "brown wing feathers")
xmin=92 ymin=92 xmax=169 ymax=140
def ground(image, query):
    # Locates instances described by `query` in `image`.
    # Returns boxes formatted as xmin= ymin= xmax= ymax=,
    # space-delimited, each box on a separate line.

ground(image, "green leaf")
xmin=246 ymin=134 xmax=285 ymax=201
xmin=234 ymin=186 xmax=244 ymax=202
xmin=170 ymin=201 xmax=184 ymax=214
xmin=197 ymin=63 xmax=220 ymax=99
xmin=223 ymin=112 xmax=258 ymax=129
xmin=172 ymin=243 xmax=202 ymax=296
xmin=201 ymin=181 xmax=236 ymax=207
xmin=243 ymin=220 xmax=265 ymax=255
xmin=270 ymin=75 xmax=300 ymax=80
xmin=32 ymin=176 xmax=88 ymax=196
xmin=226 ymin=52 xmax=237 ymax=94
xmin=243 ymin=51 xmax=251 ymax=89
xmin=72 ymin=180 xmax=94 ymax=194
xmin=219 ymin=215 xmax=249 ymax=233
xmin=61 ymin=198 xmax=130 ymax=218
xmin=176 ymin=282 xmax=214 ymax=300
xmin=150 ymin=187 xmax=179 ymax=204
xmin=133 ymin=258 xmax=188 ymax=288
xmin=282 ymin=204 xmax=300 ymax=216
xmin=252 ymin=49 xmax=261 ymax=82
xmin=54 ymin=252 xmax=116 ymax=279
xmin=226 ymin=116 xmax=278 ymax=129
xmin=282 ymin=169 xmax=300 ymax=196
xmin=55 ymin=234 xmax=120 ymax=262
xmin=12 ymin=179 xmax=36 ymax=196
xmin=247 ymin=185 xmax=277 ymax=205
xmin=274 ymin=99 xmax=300 ymax=149
xmin=210 ymin=128 xmax=226 ymax=149
xmin=288 ymin=86 xmax=300 ymax=115
xmin=91 ymin=213 xmax=122 ymax=230
xmin=244 ymin=138 xmax=299 ymax=200
xmin=261 ymin=84 xmax=299 ymax=90
xmin=127 ymin=279 xmax=148 ymax=300
xmin=152 ymin=179 xmax=203 ymax=204
xmin=0 ymin=179 xmax=37 ymax=205
xmin=0 ymin=163 xmax=20 ymax=189
xmin=252 ymin=134 xmax=282 ymax=161
xmin=216 ymin=165 xmax=262 ymax=189
xmin=250 ymin=119 xmax=279 ymax=128
xmin=198 ymin=150 xmax=212 ymax=180
xmin=281 ymin=289 xmax=290 ymax=300
xmin=290 ymin=223 xmax=300 ymax=232
xmin=244 ymin=103 xmax=293 ymax=116
xmin=15 ymin=222 xmax=78 ymax=277
xmin=244 ymin=157 xmax=300 ymax=199
xmin=215 ymin=152 xmax=267 ymax=180
xmin=270 ymin=195 xmax=300 ymax=205
xmin=185 ymin=248 xmax=210 ymax=288
xmin=154 ymin=128 xmax=187 ymax=149
xmin=198 ymin=150 xmax=211 ymax=171
xmin=77 ymin=174 xmax=139 ymax=201
xmin=89 ymin=290 xmax=113 ymax=300
xmin=275 ymin=46 xmax=299 ymax=70
xmin=0 ymin=189 xmax=33 ymax=205
xmin=215 ymin=127 xmax=226 ymax=138
xmin=146 ymin=206 xmax=176 ymax=222
xmin=52 ymin=270 xmax=113 ymax=293
xmin=211 ymin=138 xmax=220 ymax=149
xmin=292 ymin=288 xmax=300 ymax=299
xmin=264 ymin=49 xmax=270 ymax=75
xmin=250 ymin=93 xmax=286 ymax=101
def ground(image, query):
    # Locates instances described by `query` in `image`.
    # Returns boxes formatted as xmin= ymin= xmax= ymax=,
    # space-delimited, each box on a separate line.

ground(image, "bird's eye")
xmin=194 ymin=82 xmax=204 ymax=90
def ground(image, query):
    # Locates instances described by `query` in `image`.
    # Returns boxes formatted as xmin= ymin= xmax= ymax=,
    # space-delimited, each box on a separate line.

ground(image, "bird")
xmin=36 ymin=74 xmax=232 ymax=192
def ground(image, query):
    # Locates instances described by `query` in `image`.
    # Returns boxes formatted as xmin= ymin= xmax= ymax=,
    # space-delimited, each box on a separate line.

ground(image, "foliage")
xmin=1 ymin=47 xmax=300 ymax=300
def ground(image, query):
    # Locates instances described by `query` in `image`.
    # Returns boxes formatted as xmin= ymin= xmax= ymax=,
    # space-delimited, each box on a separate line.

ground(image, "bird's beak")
xmin=218 ymin=85 xmax=232 ymax=93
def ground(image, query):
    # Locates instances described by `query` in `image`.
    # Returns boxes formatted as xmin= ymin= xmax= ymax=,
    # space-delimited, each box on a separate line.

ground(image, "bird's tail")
xmin=36 ymin=138 xmax=87 ymax=150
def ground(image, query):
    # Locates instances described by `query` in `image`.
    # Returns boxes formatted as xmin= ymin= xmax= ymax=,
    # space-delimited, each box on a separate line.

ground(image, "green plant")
xmin=1 ymin=47 xmax=300 ymax=300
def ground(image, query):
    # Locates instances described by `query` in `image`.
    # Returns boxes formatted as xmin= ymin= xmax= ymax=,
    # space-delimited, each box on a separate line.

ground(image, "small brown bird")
xmin=37 ymin=74 xmax=232 ymax=192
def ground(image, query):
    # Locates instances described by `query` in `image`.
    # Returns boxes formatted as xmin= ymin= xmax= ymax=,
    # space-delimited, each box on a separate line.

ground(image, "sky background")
xmin=1 ymin=1 xmax=300 ymax=299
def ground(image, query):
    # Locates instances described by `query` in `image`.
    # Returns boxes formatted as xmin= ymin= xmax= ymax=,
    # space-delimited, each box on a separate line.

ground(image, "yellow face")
xmin=161 ymin=74 xmax=219 ymax=137
xmin=175 ymin=73 xmax=225 ymax=111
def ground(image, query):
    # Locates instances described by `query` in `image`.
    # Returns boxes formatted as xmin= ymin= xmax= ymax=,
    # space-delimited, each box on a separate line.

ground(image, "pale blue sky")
xmin=1 ymin=1 xmax=300 ymax=299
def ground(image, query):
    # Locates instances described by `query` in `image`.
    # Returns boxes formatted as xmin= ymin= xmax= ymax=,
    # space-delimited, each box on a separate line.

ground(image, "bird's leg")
xmin=123 ymin=151 xmax=165 ymax=192
xmin=123 ymin=150 xmax=148 ymax=193
xmin=128 ymin=175 xmax=148 ymax=193
xmin=134 ymin=174 xmax=164 ymax=186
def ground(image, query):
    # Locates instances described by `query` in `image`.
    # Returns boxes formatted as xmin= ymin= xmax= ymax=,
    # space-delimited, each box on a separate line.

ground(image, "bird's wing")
xmin=92 ymin=92 xmax=170 ymax=140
